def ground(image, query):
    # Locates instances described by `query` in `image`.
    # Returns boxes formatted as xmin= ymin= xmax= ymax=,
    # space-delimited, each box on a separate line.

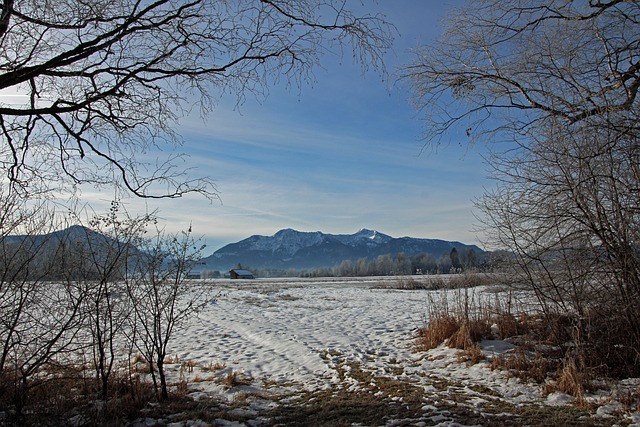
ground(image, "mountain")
xmin=3 ymin=224 xmax=117 ymax=251
xmin=199 ymin=228 xmax=484 ymax=271
xmin=1 ymin=225 xmax=146 ymax=279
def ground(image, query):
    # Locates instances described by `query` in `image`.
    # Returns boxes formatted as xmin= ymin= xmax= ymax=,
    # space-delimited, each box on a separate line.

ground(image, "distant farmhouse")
xmin=229 ymin=269 xmax=255 ymax=279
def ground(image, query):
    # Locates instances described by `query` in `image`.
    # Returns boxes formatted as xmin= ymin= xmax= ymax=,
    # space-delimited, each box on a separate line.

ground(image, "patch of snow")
xmin=546 ymin=391 xmax=574 ymax=406
xmin=627 ymin=412 xmax=640 ymax=426
xmin=594 ymin=403 xmax=623 ymax=418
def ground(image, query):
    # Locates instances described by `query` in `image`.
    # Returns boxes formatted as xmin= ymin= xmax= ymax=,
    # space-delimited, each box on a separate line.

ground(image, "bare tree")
xmin=355 ymin=257 xmax=369 ymax=276
xmin=337 ymin=259 xmax=354 ymax=277
xmin=0 ymin=0 xmax=392 ymax=198
xmin=478 ymin=121 xmax=640 ymax=372
xmin=0 ymin=197 xmax=199 ymax=415
xmin=394 ymin=252 xmax=412 ymax=275
xmin=74 ymin=202 xmax=153 ymax=399
xmin=0 ymin=192 xmax=86 ymax=417
xmin=402 ymin=0 xmax=640 ymax=376
xmin=411 ymin=252 xmax=436 ymax=275
xmin=126 ymin=226 xmax=206 ymax=400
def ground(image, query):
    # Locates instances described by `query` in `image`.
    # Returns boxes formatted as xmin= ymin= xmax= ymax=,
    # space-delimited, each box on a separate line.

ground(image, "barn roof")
xmin=230 ymin=269 xmax=254 ymax=276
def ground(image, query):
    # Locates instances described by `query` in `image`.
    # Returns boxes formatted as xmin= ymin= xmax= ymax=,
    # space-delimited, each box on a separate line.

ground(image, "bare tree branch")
xmin=401 ymin=0 xmax=640 ymax=144
xmin=0 ymin=0 xmax=393 ymax=198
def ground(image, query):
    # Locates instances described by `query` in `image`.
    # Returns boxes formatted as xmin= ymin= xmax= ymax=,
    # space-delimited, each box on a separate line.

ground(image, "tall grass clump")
xmin=416 ymin=287 xmax=495 ymax=352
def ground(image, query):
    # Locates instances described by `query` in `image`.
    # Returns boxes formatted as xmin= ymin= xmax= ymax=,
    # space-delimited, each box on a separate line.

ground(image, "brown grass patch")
xmin=543 ymin=357 xmax=589 ymax=401
xmin=457 ymin=343 xmax=485 ymax=365
xmin=450 ymin=319 xmax=492 ymax=349
xmin=192 ymin=374 xmax=217 ymax=383
xmin=490 ymin=348 xmax=556 ymax=383
xmin=182 ymin=360 xmax=197 ymax=373
xmin=201 ymin=361 xmax=226 ymax=372
xmin=416 ymin=287 xmax=495 ymax=352
xmin=222 ymin=370 xmax=252 ymax=388
xmin=376 ymin=272 xmax=496 ymax=290
xmin=416 ymin=313 xmax=460 ymax=351
xmin=165 ymin=354 xmax=181 ymax=364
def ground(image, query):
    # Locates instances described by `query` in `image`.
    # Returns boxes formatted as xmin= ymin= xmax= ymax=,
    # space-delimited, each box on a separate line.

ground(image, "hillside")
xmin=1 ymin=225 xmax=145 ymax=279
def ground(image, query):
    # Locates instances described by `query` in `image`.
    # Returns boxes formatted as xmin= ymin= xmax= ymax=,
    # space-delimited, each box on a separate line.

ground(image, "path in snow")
xmin=172 ymin=278 xmax=430 ymax=389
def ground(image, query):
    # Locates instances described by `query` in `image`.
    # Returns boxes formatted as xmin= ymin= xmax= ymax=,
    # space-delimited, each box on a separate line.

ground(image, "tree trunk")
xmin=157 ymin=357 xmax=168 ymax=400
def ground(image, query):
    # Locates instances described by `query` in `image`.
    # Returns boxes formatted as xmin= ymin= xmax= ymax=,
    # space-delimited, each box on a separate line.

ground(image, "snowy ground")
xmin=142 ymin=276 xmax=640 ymax=426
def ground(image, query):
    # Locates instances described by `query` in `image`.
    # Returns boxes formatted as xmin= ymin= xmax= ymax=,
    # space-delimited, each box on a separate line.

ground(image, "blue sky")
xmin=96 ymin=0 xmax=490 ymax=253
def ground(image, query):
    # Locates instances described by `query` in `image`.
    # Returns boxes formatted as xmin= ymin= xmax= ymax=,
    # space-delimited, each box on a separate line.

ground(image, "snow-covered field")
xmin=152 ymin=276 xmax=640 ymax=426
xmin=173 ymin=276 xmax=432 ymax=389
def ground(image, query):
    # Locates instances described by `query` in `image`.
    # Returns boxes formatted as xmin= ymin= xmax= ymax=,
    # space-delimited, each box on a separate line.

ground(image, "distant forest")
xmin=203 ymin=247 xmax=492 ymax=279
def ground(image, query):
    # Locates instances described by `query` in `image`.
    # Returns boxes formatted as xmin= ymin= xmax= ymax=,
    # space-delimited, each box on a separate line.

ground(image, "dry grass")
xmin=174 ymin=378 xmax=189 ymax=397
xmin=416 ymin=287 xmax=495 ymax=354
xmin=376 ymin=272 xmax=496 ymax=290
xmin=130 ymin=362 xmax=151 ymax=374
xmin=417 ymin=313 xmax=492 ymax=359
xmin=452 ymin=319 xmax=492 ymax=349
xmin=543 ymin=357 xmax=590 ymax=402
xmin=495 ymin=313 xmax=521 ymax=338
xmin=447 ymin=272 xmax=495 ymax=288
xmin=456 ymin=343 xmax=485 ymax=365
xmin=165 ymin=354 xmax=181 ymax=364
xmin=490 ymin=348 xmax=556 ymax=384
xmin=222 ymin=370 xmax=252 ymax=388
xmin=201 ymin=361 xmax=226 ymax=372
xmin=0 ymin=360 xmax=158 ymax=426
xmin=616 ymin=386 xmax=640 ymax=412
xmin=415 ymin=286 xmax=609 ymax=401
xmin=261 ymin=360 xmax=612 ymax=427
xmin=416 ymin=313 xmax=460 ymax=351
xmin=182 ymin=360 xmax=198 ymax=373
xmin=191 ymin=374 xmax=217 ymax=383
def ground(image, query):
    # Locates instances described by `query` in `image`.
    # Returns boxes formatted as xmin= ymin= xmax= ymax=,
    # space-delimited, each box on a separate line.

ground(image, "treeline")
xmin=225 ymin=247 xmax=488 ymax=279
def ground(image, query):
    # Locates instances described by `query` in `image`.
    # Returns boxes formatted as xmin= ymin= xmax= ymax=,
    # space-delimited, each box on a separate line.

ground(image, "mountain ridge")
xmin=3 ymin=226 xmax=486 ymax=275
xmin=200 ymin=228 xmax=484 ymax=271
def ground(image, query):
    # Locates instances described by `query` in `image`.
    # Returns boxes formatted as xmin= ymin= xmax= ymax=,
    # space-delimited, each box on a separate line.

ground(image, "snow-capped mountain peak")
xmin=338 ymin=228 xmax=391 ymax=246
xmin=356 ymin=228 xmax=380 ymax=239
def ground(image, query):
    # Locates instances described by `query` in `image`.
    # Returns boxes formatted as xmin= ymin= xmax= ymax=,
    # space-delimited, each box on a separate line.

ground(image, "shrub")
xmin=490 ymin=349 xmax=556 ymax=384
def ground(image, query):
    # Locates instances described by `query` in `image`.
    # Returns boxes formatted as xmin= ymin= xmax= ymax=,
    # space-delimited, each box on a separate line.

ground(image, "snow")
xmin=173 ymin=279 xmax=425 ymax=387
xmin=150 ymin=277 xmax=638 ymax=425
xmin=338 ymin=228 xmax=391 ymax=245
